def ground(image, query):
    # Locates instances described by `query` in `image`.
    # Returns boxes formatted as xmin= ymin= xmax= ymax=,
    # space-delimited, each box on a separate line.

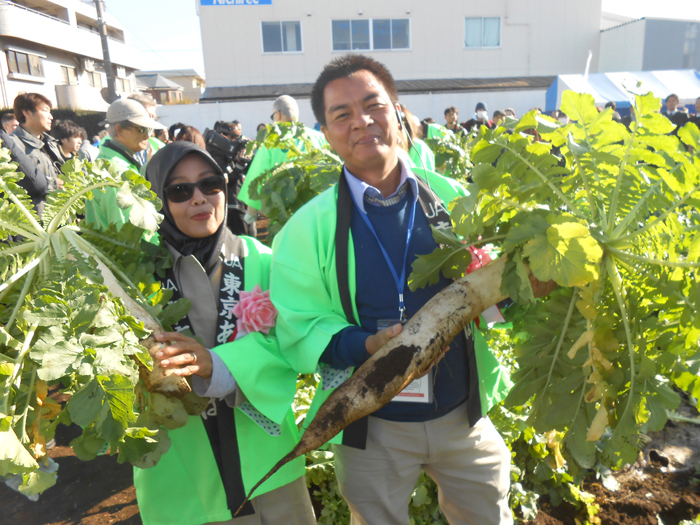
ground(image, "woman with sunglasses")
xmin=136 ymin=141 xmax=315 ymax=525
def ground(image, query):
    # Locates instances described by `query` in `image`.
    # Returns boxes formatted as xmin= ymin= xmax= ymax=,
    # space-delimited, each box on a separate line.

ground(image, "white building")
xmin=599 ymin=17 xmax=700 ymax=73
xmin=194 ymin=0 xmax=601 ymax=127
xmin=0 ymin=0 xmax=141 ymax=111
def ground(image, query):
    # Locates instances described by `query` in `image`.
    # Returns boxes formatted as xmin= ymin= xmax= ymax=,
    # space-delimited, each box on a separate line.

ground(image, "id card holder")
xmin=377 ymin=319 xmax=433 ymax=404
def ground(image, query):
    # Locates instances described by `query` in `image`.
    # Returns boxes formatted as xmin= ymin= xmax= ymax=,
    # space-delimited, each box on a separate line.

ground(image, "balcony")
xmin=55 ymin=83 xmax=108 ymax=111
xmin=0 ymin=1 xmax=140 ymax=69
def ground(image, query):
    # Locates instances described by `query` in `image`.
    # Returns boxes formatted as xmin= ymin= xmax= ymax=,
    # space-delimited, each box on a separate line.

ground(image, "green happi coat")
xmin=270 ymin=167 xmax=512 ymax=446
xmin=134 ymin=236 xmax=304 ymax=525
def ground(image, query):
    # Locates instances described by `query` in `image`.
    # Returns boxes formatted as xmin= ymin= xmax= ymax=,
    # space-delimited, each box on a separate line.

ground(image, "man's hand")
xmin=155 ymin=332 xmax=213 ymax=379
xmin=365 ymin=323 xmax=402 ymax=355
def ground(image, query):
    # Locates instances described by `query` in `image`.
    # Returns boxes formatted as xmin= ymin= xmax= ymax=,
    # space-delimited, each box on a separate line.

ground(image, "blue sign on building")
xmin=200 ymin=0 xmax=272 ymax=5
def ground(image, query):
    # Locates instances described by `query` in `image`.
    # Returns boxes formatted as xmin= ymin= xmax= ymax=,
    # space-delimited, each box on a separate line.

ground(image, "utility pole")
xmin=94 ymin=0 xmax=118 ymax=103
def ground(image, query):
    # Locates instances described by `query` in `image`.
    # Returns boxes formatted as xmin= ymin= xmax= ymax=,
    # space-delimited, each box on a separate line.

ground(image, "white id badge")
xmin=377 ymin=319 xmax=433 ymax=404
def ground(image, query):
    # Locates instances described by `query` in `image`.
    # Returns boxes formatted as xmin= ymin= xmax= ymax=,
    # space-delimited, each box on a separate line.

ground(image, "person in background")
xmin=155 ymin=128 xmax=170 ymax=144
xmin=2 ymin=112 xmax=18 ymax=134
xmin=169 ymin=122 xmax=187 ymax=142
xmin=256 ymin=123 xmax=266 ymax=134
xmin=137 ymin=140 xmax=316 ymax=525
xmin=398 ymin=104 xmax=435 ymax=172
xmin=505 ymin=108 xmax=516 ymax=119
xmin=51 ymin=119 xmax=83 ymax=162
xmin=661 ymin=93 xmax=689 ymax=133
xmin=174 ymin=125 xmax=207 ymax=149
xmin=238 ymin=95 xmax=327 ymax=226
xmin=444 ymin=106 xmax=466 ymax=135
xmin=690 ymin=96 xmax=700 ymax=127
xmin=463 ymin=102 xmax=494 ymax=132
xmin=4 ymin=93 xmax=63 ymax=216
xmin=492 ymin=110 xmax=506 ymax=127
xmin=129 ymin=92 xmax=165 ymax=163
xmin=605 ymin=101 xmax=622 ymax=122
xmin=84 ymin=98 xmax=166 ymax=232
xmin=77 ymin=127 xmax=99 ymax=162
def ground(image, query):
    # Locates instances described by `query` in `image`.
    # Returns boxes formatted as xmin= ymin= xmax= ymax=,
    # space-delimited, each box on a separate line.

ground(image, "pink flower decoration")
xmin=231 ymin=284 xmax=277 ymax=340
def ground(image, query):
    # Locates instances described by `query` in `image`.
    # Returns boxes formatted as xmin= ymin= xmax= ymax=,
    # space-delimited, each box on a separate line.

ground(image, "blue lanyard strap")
xmin=351 ymin=185 xmax=417 ymax=322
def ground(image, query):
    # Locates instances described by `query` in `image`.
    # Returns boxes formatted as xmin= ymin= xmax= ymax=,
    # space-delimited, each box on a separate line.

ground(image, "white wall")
xmin=155 ymin=89 xmax=547 ymax=139
xmin=598 ymin=19 xmax=646 ymax=72
xmin=199 ymin=0 xmax=601 ymax=89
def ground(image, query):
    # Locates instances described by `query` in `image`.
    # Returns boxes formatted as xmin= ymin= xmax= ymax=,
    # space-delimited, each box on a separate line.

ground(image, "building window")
xmin=332 ymin=20 xmax=370 ymax=51
xmin=6 ymin=50 xmax=43 ymax=77
xmin=86 ymin=71 xmax=102 ymax=89
xmin=262 ymin=21 xmax=302 ymax=53
xmin=115 ymin=78 xmax=131 ymax=93
xmin=332 ymin=19 xmax=409 ymax=51
xmin=464 ymin=17 xmax=501 ymax=47
xmin=60 ymin=66 xmax=78 ymax=85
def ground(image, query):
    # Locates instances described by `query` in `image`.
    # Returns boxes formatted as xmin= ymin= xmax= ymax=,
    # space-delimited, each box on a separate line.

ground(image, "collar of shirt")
xmin=343 ymin=157 xmax=419 ymax=214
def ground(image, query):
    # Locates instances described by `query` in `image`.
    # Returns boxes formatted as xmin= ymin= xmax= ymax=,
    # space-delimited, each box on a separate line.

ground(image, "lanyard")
xmin=350 ymin=185 xmax=417 ymax=322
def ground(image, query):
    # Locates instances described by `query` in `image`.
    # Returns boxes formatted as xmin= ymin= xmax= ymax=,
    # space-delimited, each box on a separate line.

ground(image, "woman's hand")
xmin=154 ymin=332 xmax=213 ymax=379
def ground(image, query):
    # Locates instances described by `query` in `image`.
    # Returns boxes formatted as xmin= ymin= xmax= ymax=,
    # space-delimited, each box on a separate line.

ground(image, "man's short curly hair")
xmin=311 ymin=54 xmax=398 ymax=127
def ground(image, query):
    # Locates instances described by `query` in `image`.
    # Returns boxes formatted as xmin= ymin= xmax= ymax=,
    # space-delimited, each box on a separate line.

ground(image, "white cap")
xmin=104 ymin=98 xmax=166 ymax=130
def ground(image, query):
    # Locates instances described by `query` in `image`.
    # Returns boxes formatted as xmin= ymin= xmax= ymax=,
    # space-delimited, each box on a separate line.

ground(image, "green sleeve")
xmin=238 ymin=145 xmax=272 ymax=209
xmin=270 ymin=190 xmax=352 ymax=375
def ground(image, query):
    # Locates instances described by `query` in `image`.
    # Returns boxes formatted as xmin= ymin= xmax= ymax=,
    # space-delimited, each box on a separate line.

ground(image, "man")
xmin=463 ymin=102 xmax=494 ymax=132
xmin=238 ymin=94 xmax=327 ymax=225
xmin=84 ymin=98 xmax=165 ymax=232
xmin=492 ymin=109 xmax=506 ymax=127
xmin=2 ymin=93 xmax=63 ymax=216
xmin=443 ymin=106 xmax=466 ymax=135
xmin=128 ymin=92 xmax=165 ymax=163
xmin=504 ymin=108 xmax=516 ymax=119
xmin=661 ymin=93 xmax=688 ymax=132
xmin=691 ymin=96 xmax=700 ymax=127
xmin=2 ymin=112 xmax=18 ymax=134
xmin=270 ymin=54 xmax=524 ymax=525
xmin=605 ymin=101 xmax=622 ymax=122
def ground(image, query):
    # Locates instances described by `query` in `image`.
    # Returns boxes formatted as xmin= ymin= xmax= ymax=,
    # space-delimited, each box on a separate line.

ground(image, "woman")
xmin=52 ymin=119 xmax=83 ymax=162
xmin=174 ymin=125 xmax=207 ymax=149
xmin=137 ymin=141 xmax=315 ymax=525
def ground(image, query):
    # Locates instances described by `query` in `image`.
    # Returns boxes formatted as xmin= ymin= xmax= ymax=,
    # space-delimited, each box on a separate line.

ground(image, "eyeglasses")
xmin=164 ymin=175 xmax=226 ymax=203
xmin=125 ymin=123 xmax=152 ymax=134
xmin=270 ymin=111 xmax=278 ymax=121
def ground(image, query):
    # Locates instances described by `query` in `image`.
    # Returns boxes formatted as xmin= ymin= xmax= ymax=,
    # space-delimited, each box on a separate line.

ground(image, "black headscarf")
xmin=146 ymin=141 xmax=228 ymax=273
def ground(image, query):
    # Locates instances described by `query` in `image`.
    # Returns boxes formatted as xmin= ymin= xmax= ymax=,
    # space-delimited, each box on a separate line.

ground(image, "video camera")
xmin=202 ymin=127 xmax=251 ymax=178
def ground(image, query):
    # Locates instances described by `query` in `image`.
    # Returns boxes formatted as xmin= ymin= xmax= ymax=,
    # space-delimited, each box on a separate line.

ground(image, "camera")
xmin=202 ymin=127 xmax=251 ymax=178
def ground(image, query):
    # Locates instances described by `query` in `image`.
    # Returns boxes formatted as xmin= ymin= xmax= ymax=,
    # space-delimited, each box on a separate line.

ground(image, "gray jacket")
xmin=6 ymin=126 xmax=63 ymax=216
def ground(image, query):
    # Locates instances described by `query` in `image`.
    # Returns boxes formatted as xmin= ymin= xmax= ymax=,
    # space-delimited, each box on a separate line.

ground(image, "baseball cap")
xmin=103 ymin=99 xmax=166 ymax=130
xmin=475 ymin=102 xmax=487 ymax=111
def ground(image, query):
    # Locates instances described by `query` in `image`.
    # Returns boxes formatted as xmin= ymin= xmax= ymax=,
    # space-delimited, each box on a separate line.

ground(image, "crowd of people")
xmin=0 ymin=58 xmax=697 ymax=525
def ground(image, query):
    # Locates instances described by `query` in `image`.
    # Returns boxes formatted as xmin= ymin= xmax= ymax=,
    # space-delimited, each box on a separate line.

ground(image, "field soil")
xmin=2 ymin=394 xmax=699 ymax=524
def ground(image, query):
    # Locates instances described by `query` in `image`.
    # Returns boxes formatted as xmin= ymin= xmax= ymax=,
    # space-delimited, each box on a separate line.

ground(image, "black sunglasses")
xmin=164 ymin=175 xmax=226 ymax=203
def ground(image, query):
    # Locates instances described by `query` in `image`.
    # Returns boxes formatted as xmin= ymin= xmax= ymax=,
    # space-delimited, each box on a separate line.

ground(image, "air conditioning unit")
xmin=82 ymin=58 xmax=95 ymax=72
xmin=116 ymin=66 xmax=126 ymax=78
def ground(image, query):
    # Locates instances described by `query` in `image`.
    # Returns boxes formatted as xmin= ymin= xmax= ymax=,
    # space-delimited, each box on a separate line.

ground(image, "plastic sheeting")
xmin=545 ymin=69 xmax=700 ymax=112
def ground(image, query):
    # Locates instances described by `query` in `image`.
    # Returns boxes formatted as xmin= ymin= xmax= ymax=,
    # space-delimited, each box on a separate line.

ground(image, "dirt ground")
xmin=3 ymin=399 xmax=700 ymax=525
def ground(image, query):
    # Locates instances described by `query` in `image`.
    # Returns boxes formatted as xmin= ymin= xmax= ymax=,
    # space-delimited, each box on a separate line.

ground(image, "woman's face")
xmin=166 ymin=154 xmax=225 ymax=238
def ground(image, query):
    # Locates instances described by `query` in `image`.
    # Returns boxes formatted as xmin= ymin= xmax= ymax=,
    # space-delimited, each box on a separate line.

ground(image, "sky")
xmin=104 ymin=0 xmax=700 ymax=76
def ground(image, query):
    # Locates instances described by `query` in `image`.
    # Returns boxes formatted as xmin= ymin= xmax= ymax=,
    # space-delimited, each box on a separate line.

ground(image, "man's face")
xmin=24 ymin=103 xmax=53 ymax=134
xmin=321 ymin=70 xmax=399 ymax=178
xmin=3 ymin=117 xmax=18 ymax=134
xmin=445 ymin=110 xmax=458 ymax=127
xmin=666 ymin=96 xmax=678 ymax=112
xmin=493 ymin=114 xmax=505 ymax=126
xmin=117 ymin=122 xmax=151 ymax=152
xmin=231 ymin=124 xmax=242 ymax=137
xmin=505 ymin=109 xmax=516 ymax=118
